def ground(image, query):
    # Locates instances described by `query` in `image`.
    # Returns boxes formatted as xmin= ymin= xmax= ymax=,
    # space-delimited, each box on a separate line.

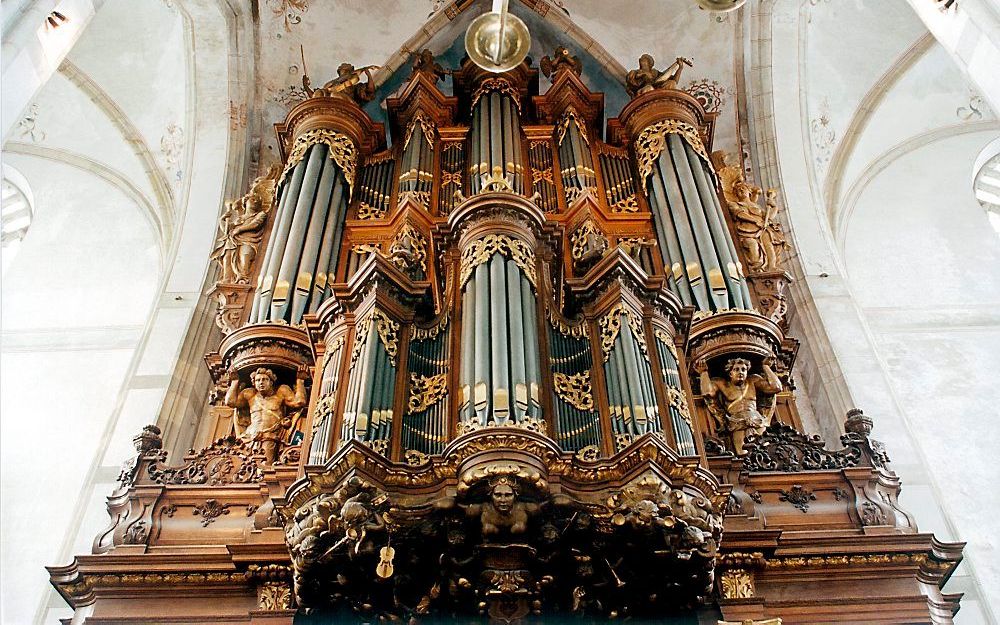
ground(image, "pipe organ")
xmin=55 ymin=44 xmax=964 ymax=625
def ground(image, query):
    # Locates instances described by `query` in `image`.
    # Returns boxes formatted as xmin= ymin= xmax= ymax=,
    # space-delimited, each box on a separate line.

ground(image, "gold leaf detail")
xmin=280 ymin=128 xmax=358 ymax=193
xmin=634 ymin=119 xmax=713 ymax=184
xmin=407 ymin=373 xmax=449 ymax=414
xmin=553 ymin=372 xmax=595 ymax=411
xmin=459 ymin=234 xmax=537 ymax=291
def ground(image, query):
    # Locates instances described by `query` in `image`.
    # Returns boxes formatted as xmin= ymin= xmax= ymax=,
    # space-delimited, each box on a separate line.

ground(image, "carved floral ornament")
xmin=556 ymin=107 xmax=589 ymax=146
xmin=407 ymin=372 xmax=448 ymax=414
xmin=598 ymin=303 xmax=649 ymax=362
xmin=278 ymin=128 xmax=358 ymax=191
xmin=350 ymin=308 xmax=400 ymax=366
xmin=459 ymin=234 xmax=538 ymax=290
xmin=634 ymin=119 xmax=714 ymax=184
xmin=403 ymin=111 xmax=437 ymax=150
xmin=552 ymin=371 xmax=595 ymax=411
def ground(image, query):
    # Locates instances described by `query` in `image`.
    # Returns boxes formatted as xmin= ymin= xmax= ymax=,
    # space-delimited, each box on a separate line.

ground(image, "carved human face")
xmin=639 ymin=54 xmax=654 ymax=70
xmin=253 ymin=372 xmax=275 ymax=394
xmin=728 ymin=361 xmax=749 ymax=385
xmin=491 ymin=483 xmax=515 ymax=514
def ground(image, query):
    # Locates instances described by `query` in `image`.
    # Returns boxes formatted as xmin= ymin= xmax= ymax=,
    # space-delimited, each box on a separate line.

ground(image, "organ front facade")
xmin=49 ymin=41 xmax=964 ymax=625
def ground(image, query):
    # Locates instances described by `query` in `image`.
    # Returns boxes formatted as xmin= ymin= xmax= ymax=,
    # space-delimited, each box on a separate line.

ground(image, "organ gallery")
xmin=47 ymin=10 xmax=964 ymax=624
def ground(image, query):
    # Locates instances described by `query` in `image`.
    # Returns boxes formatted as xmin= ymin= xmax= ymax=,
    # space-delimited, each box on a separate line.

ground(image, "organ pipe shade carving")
xmin=356 ymin=155 xmax=394 ymax=219
xmin=556 ymin=108 xmax=598 ymax=204
xmin=251 ymin=142 xmax=353 ymax=324
xmin=403 ymin=320 xmax=450 ymax=455
xmin=654 ymin=329 xmax=695 ymax=455
xmin=459 ymin=253 xmax=542 ymax=429
xmin=341 ymin=310 xmax=399 ymax=453
xmin=549 ymin=320 xmax=602 ymax=452
xmin=439 ymin=142 xmax=466 ymax=215
xmin=528 ymin=140 xmax=559 ymax=212
xmin=599 ymin=306 xmax=661 ymax=449
xmin=309 ymin=334 xmax=346 ymax=464
xmin=398 ymin=114 xmax=436 ymax=209
xmin=642 ymin=131 xmax=752 ymax=311
xmin=468 ymin=81 xmax=526 ymax=195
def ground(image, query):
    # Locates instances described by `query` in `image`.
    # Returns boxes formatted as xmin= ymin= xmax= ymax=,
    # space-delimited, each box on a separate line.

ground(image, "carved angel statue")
xmin=303 ymin=62 xmax=379 ymax=104
xmin=718 ymin=153 xmax=790 ymax=273
xmin=210 ymin=164 xmax=280 ymax=284
xmin=626 ymin=54 xmax=692 ymax=97
xmin=696 ymin=357 xmax=782 ymax=455
xmin=540 ymin=46 xmax=583 ymax=78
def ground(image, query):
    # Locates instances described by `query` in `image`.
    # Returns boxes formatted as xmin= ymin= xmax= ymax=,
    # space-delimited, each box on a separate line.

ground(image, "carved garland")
xmin=279 ymin=129 xmax=358 ymax=192
xmin=552 ymin=371 xmax=595 ymax=411
xmin=634 ymin=119 xmax=713 ymax=184
xmin=598 ymin=304 xmax=649 ymax=362
xmin=459 ymin=234 xmax=538 ymax=290
xmin=407 ymin=372 xmax=449 ymax=414
xmin=470 ymin=77 xmax=522 ymax=113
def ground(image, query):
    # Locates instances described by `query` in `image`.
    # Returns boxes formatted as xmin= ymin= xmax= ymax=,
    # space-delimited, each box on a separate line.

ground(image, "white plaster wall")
xmin=843 ymin=130 xmax=1000 ymax=619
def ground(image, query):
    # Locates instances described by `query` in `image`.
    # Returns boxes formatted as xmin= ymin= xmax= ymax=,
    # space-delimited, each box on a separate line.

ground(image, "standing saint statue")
xmin=210 ymin=164 xmax=280 ymax=284
xmin=696 ymin=357 xmax=782 ymax=455
xmin=225 ymin=366 xmax=309 ymax=463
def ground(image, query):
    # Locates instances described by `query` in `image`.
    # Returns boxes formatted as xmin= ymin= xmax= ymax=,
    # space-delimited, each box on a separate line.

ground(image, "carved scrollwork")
xmin=357 ymin=202 xmax=387 ymax=220
xmin=459 ymin=234 xmax=538 ymax=290
xmin=279 ymin=128 xmax=358 ymax=191
xmin=471 ymin=77 xmax=522 ymax=113
xmin=407 ymin=373 xmax=448 ymax=414
xmin=404 ymin=112 xmax=437 ymax=150
xmin=778 ymin=485 xmax=816 ymax=513
xmin=556 ymin=107 xmax=588 ymax=145
xmin=552 ymin=371 xmax=595 ymax=411
xmin=741 ymin=423 xmax=863 ymax=473
xmin=719 ymin=568 xmax=755 ymax=599
xmin=192 ymin=499 xmax=231 ymax=526
xmin=146 ymin=436 xmax=263 ymax=485
xmin=372 ymin=309 xmax=400 ymax=365
xmin=611 ymin=195 xmax=640 ymax=213
xmin=411 ymin=314 xmax=449 ymax=342
xmin=598 ymin=304 xmax=649 ymax=362
xmin=666 ymin=386 xmax=692 ymax=425
xmin=635 ymin=119 xmax=713 ymax=184
xmin=257 ymin=581 xmax=293 ymax=611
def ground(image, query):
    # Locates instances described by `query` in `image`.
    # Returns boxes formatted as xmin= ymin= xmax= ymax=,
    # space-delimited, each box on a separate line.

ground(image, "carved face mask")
xmin=491 ymin=483 xmax=515 ymax=513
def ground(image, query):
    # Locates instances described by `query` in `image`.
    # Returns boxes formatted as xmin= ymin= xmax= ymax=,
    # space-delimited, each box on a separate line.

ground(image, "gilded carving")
xmin=459 ymin=234 xmax=538 ymax=290
xmin=404 ymin=112 xmax=437 ymax=150
xmin=388 ymin=223 xmax=428 ymax=278
xmin=552 ymin=372 xmax=595 ymax=411
xmin=470 ymin=77 xmax=522 ymax=113
xmin=611 ymin=195 xmax=640 ymax=213
xmin=411 ymin=314 xmax=449 ymax=342
xmin=279 ymin=128 xmax=358 ymax=192
xmin=635 ymin=119 xmax=713 ymax=184
xmin=718 ymin=153 xmax=789 ymax=273
xmin=357 ymin=201 xmax=386 ymax=220
xmin=372 ymin=309 xmax=401 ymax=365
xmin=666 ymin=386 xmax=692 ymax=425
xmin=570 ymin=219 xmax=608 ymax=272
xmin=719 ymin=568 xmax=755 ymax=599
xmin=257 ymin=581 xmax=293 ymax=611
xmin=598 ymin=304 xmax=648 ymax=362
xmin=407 ymin=372 xmax=448 ymax=414
xmin=548 ymin=310 xmax=589 ymax=339
xmin=556 ymin=107 xmax=588 ymax=145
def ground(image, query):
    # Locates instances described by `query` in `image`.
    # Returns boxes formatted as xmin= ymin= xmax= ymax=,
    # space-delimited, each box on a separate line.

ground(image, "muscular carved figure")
xmin=626 ymin=54 xmax=692 ymax=97
xmin=225 ymin=366 xmax=308 ymax=463
xmin=464 ymin=477 xmax=539 ymax=537
xmin=696 ymin=357 xmax=782 ymax=455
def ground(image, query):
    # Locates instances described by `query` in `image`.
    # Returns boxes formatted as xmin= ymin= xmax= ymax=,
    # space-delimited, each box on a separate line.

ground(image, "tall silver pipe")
xmin=505 ymin=259 xmax=527 ymax=417
xmin=473 ymin=262 xmax=491 ymax=420
xmin=489 ymin=254 xmax=510 ymax=423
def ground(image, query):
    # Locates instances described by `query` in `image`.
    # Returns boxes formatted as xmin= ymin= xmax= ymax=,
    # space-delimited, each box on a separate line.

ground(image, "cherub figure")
xmin=696 ymin=357 xmax=782 ymax=455
xmin=626 ymin=55 xmax=692 ymax=97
